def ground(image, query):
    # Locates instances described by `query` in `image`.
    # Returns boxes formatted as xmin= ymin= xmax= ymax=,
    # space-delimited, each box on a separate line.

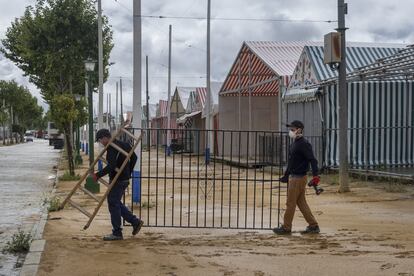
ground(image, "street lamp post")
xmin=84 ymin=58 xmax=100 ymax=193
xmin=74 ymin=94 xmax=83 ymax=165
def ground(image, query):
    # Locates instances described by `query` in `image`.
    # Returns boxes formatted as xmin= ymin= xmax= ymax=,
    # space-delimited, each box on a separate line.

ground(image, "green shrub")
xmin=2 ymin=230 xmax=32 ymax=254
xmin=47 ymin=196 xmax=61 ymax=212
xmin=58 ymin=171 xmax=80 ymax=181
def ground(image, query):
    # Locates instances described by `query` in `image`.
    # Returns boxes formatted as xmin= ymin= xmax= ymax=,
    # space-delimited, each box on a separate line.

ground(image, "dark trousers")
xmin=107 ymin=179 xmax=139 ymax=236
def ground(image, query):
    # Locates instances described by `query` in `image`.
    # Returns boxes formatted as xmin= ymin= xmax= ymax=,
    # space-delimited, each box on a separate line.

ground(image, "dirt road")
xmin=38 ymin=158 xmax=414 ymax=276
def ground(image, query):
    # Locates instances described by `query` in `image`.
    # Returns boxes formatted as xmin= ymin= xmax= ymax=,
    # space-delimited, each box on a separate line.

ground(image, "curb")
xmin=19 ymin=153 xmax=61 ymax=276
xmin=19 ymin=192 xmax=53 ymax=276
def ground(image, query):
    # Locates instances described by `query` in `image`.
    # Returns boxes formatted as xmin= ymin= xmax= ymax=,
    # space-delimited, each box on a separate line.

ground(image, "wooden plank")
xmin=79 ymin=186 xmax=100 ymax=202
xmin=68 ymin=200 xmax=91 ymax=218
xmin=110 ymin=142 xmax=129 ymax=156
xmin=99 ymin=157 xmax=119 ymax=172
xmin=98 ymin=178 xmax=110 ymax=187
xmin=121 ymin=128 xmax=140 ymax=141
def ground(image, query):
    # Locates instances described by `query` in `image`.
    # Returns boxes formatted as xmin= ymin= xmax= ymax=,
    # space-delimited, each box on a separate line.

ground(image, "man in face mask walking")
xmin=273 ymin=120 xmax=320 ymax=235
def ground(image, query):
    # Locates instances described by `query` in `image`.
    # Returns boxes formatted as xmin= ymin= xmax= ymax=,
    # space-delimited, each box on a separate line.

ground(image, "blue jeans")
xmin=107 ymin=180 xmax=139 ymax=236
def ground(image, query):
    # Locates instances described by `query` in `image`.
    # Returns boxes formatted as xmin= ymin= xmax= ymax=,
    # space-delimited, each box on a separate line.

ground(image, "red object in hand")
xmin=90 ymin=173 xmax=98 ymax=182
xmin=311 ymin=176 xmax=320 ymax=186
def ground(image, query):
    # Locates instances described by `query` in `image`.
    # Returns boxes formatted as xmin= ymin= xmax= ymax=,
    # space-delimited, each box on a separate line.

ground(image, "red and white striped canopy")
xmin=196 ymin=87 xmax=207 ymax=108
xmin=220 ymin=41 xmax=322 ymax=97
xmin=157 ymin=100 xmax=168 ymax=118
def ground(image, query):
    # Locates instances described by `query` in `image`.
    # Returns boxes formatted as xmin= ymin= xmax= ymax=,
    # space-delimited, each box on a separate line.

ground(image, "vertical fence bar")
xmin=220 ymin=130 xmax=225 ymax=228
xmin=188 ymin=132 xmax=192 ymax=227
xmin=269 ymin=132 xmax=274 ymax=228
xmin=212 ymin=129 xmax=217 ymax=228
xmin=245 ymin=131 xmax=249 ymax=228
xmin=261 ymin=131 xmax=265 ymax=228
xmin=237 ymin=131 xmax=241 ymax=228
xmin=147 ymin=128 xmax=151 ymax=225
xmin=196 ymin=130 xmax=200 ymax=227
xmin=229 ymin=131 xmax=233 ymax=228
xmin=172 ymin=130 xmax=175 ymax=226
xmin=253 ymin=131 xmax=258 ymax=228
xmin=164 ymin=130 xmax=167 ymax=226
xmin=204 ymin=130 xmax=208 ymax=227
xmin=155 ymin=129 xmax=159 ymax=226
xmin=180 ymin=129 xmax=184 ymax=227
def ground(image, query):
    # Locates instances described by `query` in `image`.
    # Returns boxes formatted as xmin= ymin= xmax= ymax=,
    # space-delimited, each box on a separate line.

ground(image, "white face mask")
xmin=289 ymin=130 xmax=297 ymax=139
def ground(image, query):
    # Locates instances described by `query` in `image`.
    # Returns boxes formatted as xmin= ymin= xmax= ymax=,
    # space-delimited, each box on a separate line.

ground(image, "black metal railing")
xmin=123 ymin=128 xmax=290 ymax=230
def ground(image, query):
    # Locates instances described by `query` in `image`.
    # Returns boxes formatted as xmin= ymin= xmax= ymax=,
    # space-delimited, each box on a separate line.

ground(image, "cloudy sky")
xmin=1 ymin=0 xmax=413 ymax=114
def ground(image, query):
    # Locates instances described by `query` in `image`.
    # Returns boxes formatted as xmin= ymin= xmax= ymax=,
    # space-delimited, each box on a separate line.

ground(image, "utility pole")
xmin=85 ymin=80 xmax=89 ymax=155
xmin=132 ymin=0 xmax=142 ymax=204
xmin=2 ymin=99 xmax=5 ymax=145
xmin=97 ymin=0 xmax=104 ymax=130
xmin=120 ymin=77 xmax=124 ymax=124
xmin=109 ymin=93 xmax=112 ymax=129
xmin=166 ymin=24 xmax=172 ymax=155
xmin=205 ymin=0 xmax=211 ymax=163
xmin=337 ymin=0 xmax=350 ymax=192
xmin=106 ymin=93 xmax=109 ymax=128
xmin=97 ymin=0 xmax=104 ymax=172
xmin=146 ymin=55 xmax=150 ymax=147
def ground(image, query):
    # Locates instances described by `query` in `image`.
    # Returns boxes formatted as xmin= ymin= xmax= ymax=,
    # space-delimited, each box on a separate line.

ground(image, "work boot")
xmin=302 ymin=225 xmax=320 ymax=234
xmin=272 ymin=226 xmax=291 ymax=235
xmin=103 ymin=234 xmax=123 ymax=241
xmin=132 ymin=220 xmax=144 ymax=236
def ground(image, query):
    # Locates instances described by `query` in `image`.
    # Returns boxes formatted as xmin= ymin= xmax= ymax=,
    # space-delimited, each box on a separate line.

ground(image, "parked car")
xmin=24 ymin=132 xmax=34 ymax=142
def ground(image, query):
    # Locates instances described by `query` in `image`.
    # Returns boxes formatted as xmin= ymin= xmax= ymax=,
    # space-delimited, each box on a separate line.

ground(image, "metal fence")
xmin=124 ymin=128 xmax=289 ymax=230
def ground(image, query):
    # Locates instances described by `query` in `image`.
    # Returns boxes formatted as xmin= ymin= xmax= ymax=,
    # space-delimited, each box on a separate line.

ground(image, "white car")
xmin=24 ymin=132 xmax=34 ymax=142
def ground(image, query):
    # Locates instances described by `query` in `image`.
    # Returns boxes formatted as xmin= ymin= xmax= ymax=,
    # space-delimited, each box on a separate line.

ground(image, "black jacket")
xmin=284 ymin=136 xmax=318 ymax=177
xmin=96 ymin=140 xmax=137 ymax=181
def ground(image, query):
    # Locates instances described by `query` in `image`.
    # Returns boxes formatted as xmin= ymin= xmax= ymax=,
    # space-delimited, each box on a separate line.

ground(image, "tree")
xmin=1 ymin=0 xmax=113 ymax=173
xmin=50 ymin=95 xmax=78 ymax=174
xmin=0 ymin=105 xmax=9 ymax=145
xmin=0 ymin=80 xmax=44 ymax=141
xmin=1 ymin=0 xmax=113 ymax=101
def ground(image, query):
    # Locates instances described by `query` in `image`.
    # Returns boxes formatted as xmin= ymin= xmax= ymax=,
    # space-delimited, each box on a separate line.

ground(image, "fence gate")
xmin=125 ymin=128 xmax=289 ymax=230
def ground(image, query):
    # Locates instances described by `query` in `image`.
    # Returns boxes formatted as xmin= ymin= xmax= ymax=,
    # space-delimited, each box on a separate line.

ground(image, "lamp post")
xmin=84 ymin=58 xmax=96 ymax=166
xmin=84 ymin=58 xmax=99 ymax=193
xmin=74 ymin=94 xmax=83 ymax=165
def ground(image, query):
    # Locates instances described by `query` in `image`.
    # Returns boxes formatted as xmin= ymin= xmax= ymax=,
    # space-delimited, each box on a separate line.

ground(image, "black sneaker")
xmin=272 ymin=226 xmax=291 ymax=235
xmin=302 ymin=225 xmax=320 ymax=234
xmin=132 ymin=220 xmax=144 ymax=236
xmin=103 ymin=234 xmax=123 ymax=241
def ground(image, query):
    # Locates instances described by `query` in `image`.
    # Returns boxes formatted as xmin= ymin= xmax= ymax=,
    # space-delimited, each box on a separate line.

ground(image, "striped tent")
xmin=219 ymin=41 xmax=323 ymax=135
xmin=220 ymin=41 xmax=322 ymax=97
xmin=151 ymin=99 xmax=180 ymax=145
xmin=325 ymin=81 xmax=414 ymax=167
xmin=284 ymin=43 xmax=411 ymax=168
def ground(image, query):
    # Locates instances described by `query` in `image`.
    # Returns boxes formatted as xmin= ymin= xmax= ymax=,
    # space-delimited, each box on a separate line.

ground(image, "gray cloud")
xmin=1 ymin=0 xmax=413 ymax=115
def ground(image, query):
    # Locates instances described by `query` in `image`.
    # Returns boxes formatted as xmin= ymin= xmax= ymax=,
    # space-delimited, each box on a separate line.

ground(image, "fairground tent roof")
xmin=329 ymin=45 xmax=414 ymax=82
xmin=284 ymin=43 xmax=406 ymax=103
xmin=306 ymin=44 xmax=404 ymax=81
xmin=173 ymin=87 xmax=196 ymax=109
xmin=219 ymin=41 xmax=322 ymax=97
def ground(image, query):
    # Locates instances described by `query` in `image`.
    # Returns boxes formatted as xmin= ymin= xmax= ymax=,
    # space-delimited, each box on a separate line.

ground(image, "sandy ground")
xmin=38 ymin=153 xmax=414 ymax=276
